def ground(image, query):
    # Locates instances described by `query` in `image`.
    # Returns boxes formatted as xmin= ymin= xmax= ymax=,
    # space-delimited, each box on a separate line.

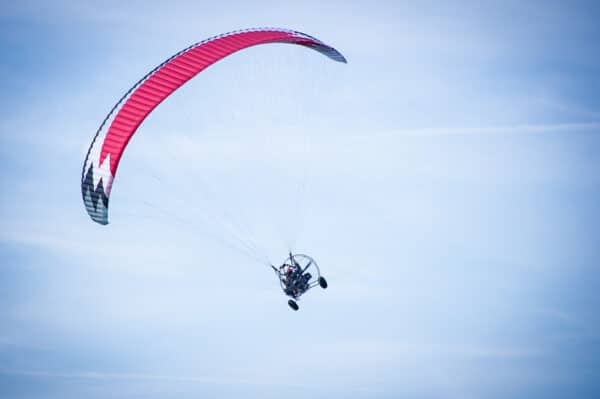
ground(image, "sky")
xmin=1 ymin=1 xmax=600 ymax=398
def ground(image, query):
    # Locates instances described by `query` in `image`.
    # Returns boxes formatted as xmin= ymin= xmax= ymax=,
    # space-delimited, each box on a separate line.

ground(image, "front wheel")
xmin=288 ymin=299 xmax=299 ymax=311
xmin=319 ymin=276 xmax=328 ymax=289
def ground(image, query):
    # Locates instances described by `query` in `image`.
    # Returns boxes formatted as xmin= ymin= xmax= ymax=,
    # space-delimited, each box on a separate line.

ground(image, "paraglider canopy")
xmin=81 ymin=28 xmax=346 ymax=225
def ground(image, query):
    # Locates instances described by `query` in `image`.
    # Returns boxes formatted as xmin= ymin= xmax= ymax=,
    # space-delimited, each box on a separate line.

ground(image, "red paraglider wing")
xmin=81 ymin=28 xmax=346 ymax=225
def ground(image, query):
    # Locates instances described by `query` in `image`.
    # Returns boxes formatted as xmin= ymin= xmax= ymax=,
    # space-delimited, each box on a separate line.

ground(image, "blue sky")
xmin=1 ymin=1 xmax=600 ymax=398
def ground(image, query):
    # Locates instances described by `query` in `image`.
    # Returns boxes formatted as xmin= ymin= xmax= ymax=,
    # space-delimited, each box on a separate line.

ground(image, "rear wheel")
xmin=319 ymin=276 xmax=328 ymax=289
xmin=288 ymin=299 xmax=299 ymax=311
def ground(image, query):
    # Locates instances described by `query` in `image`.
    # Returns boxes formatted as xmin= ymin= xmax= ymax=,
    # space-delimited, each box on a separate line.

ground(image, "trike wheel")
xmin=288 ymin=299 xmax=299 ymax=311
xmin=319 ymin=276 xmax=328 ymax=289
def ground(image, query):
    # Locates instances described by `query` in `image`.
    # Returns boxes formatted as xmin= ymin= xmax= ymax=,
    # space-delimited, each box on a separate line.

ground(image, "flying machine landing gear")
xmin=288 ymin=299 xmax=299 ymax=311
xmin=273 ymin=253 xmax=327 ymax=311
xmin=319 ymin=276 xmax=328 ymax=289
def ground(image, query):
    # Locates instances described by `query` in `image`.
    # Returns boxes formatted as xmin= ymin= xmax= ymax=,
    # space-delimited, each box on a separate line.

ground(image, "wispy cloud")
xmin=0 ymin=368 xmax=384 ymax=396
xmin=392 ymin=122 xmax=600 ymax=136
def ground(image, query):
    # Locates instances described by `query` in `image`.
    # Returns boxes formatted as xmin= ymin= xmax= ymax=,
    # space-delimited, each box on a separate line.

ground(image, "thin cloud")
xmin=0 ymin=368 xmax=379 ymax=394
xmin=384 ymin=122 xmax=600 ymax=137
